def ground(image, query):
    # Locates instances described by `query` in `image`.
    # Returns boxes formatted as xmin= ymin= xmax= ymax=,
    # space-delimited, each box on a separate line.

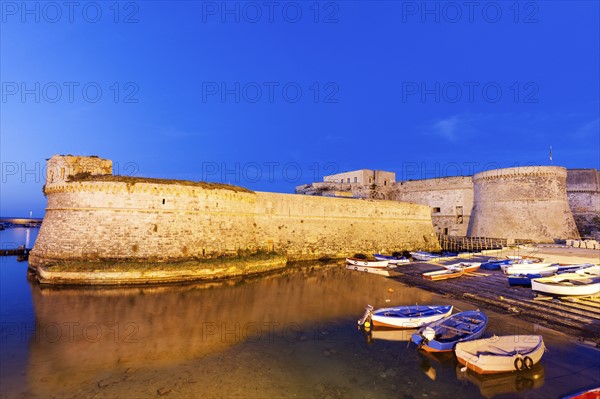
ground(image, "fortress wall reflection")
xmin=27 ymin=266 xmax=433 ymax=395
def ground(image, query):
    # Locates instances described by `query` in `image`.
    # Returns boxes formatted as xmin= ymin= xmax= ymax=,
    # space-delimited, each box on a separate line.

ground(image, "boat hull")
xmin=345 ymin=264 xmax=391 ymax=276
xmin=371 ymin=305 xmax=453 ymax=329
xmin=412 ymin=310 xmax=488 ymax=352
xmin=480 ymin=259 xmax=513 ymax=270
xmin=455 ymin=335 xmax=545 ymax=374
xmin=507 ymin=274 xmax=541 ymax=287
xmin=410 ymin=252 xmax=441 ymax=261
xmin=442 ymin=262 xmax=481 ymax=273
xmin=505 ymin=265 xmax=558 ymax=276
xmin=373 ymin=254 xmax=410 ymax=264
xmin=345 ymin=258 xmax=390 ymax=268
xmin=422 ymin=269 xmax=464 ymax=281
xmin=531 ymin=274 xmax=600 ymax=297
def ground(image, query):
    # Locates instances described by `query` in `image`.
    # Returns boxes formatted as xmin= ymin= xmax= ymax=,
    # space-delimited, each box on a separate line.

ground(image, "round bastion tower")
xmin=468 ymin=166 xmax=580 ymax=243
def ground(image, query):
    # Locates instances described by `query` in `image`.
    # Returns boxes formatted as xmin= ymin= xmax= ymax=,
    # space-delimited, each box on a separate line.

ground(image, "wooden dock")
xmin=0 ymin=247 xmax=31 ymax=256
xmin=389 ymin=258 xmax=600 ymax=344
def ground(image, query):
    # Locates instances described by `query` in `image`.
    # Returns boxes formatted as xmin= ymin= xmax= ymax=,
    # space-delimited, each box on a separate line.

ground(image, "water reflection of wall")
xmin=27 ymin=265 xmax=434 ymax=396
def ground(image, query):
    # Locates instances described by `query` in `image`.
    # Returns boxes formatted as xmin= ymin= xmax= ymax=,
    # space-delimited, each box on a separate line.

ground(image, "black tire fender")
xmin=514 ymin=357 xmax=524 ymax=371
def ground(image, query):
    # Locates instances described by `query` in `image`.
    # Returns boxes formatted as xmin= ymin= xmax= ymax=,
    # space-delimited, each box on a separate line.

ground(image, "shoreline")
xmin=388 ymin=246 xmax=600 ymax=346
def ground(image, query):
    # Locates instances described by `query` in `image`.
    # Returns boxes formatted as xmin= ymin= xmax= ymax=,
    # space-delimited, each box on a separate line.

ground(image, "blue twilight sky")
xmin=1 ymin=1 xmax=599 ymax=217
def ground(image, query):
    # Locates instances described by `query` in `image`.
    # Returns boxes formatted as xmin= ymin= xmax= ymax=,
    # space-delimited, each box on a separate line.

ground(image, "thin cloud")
xmin=574 ymin=118 xmax=599 ymax=138
xmin=432 ymin=116 xmax=461 ymax=141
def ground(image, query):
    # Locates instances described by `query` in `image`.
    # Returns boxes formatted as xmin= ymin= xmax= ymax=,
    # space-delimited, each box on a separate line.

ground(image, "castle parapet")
xmin=45 ymin=155 xmax=112 ymax=189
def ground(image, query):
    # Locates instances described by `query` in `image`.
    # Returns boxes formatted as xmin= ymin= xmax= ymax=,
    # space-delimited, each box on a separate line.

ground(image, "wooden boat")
xmin=359 ymin=304 xmax=453 ymax=329
xmin=345 ymin=264 xmax=391 ymax=276
xmin=455 ymin=335 xmax=545 ymax=374
xmin=575 ymin=265 xmax=600 ymax=276
xmin=345 ymin=258 xmax=390 ymax=268
xmin=505 ymin=266 xmax=558 ymax=278
xmin=562 ymin=387 xmax=600 ymax=399
xmin=531 ymin=274 xmax=600 ymax=298
xmin=410 ymin=251 xmax=441 ymax=261
xmin=507 ymin=255 xmax=545 ymax=263
xmin=411 ymin=310 xmax=488 ymax=352
xmin=555 ymin=263 xmax=596 ymax=274
xmin=422 ymin=267 xmax=465 ymax=281
xmin=480 ymin=259 xmax=513 ymax=270
xmin=442 ymin=262 xmax=481 ymax=273
xmin=373 ymin=254 xmax=410 ymax=264
xmin=502 ymin=263 xmax=557 ymax=275
xmin=507 ymin=273 xmax=543 ymax=287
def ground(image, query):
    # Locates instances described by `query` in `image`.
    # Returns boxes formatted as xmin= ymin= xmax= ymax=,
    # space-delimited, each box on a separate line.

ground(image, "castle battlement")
xmin=473 ymin=166 xmax=567 ymax=181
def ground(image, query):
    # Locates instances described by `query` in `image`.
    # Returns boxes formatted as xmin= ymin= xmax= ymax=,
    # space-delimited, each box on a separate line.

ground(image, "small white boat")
xmin=507 ymin=256 xmax=545 ymax=263
xmin=531 ymin=273 xmax=600 ymax=297
xmin=345 ymin=264 xmax=391 ymax=276
xmin=373 ymin=254 xmax=410 ymax=264
xmin=422 ymin=268 xmax=465 ymax=281
xmin=410 ymin=251 xmax=441 ymax=261
xmin=455 ymin=335 xmax=545 ymax=374
xmin=502 ymin=263 xmax=556 ymax=274
xmin=360 ymin=304 xmax=453 ymax=329
xmin=575 ymin=265 xmax=600 ymax=276
xmin=505 ymin=265 xmax=558 ymax=277
xmin=345 ymin=258 xmax=390 ymax=268
xmin=442 ymin=262 xmax=481 ymax=273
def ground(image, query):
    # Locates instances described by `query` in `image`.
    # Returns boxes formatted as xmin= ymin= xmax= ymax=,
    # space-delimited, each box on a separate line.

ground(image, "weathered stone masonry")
xmin=29 ymin=156 xmax=440 ymax=268
xmin=469 ymin=166 xmax=580 ymax=242
xmin=297 ymin=166 xmax=591 ymax=242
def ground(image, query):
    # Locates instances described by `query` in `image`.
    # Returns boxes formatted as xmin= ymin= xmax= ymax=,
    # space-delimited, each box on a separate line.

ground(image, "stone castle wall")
xmin=468 ymin=166 xmax=580 ymax=242
xmin=30 ymin=156 xmax=440 ymax=268
xmin=390 ymin=176 xmax=474 ymax=236
xmin=567 ymin=169 xmax=600 ymax=239
xmin=298 ymin=168 xmax=598 ymax=242
xmin=296 ymin=177 xmax=473 ymax=236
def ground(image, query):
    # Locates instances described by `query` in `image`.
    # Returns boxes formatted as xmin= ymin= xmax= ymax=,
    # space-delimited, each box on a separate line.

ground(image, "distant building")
xmin=323 ymin=169 xmax=395 ymax=186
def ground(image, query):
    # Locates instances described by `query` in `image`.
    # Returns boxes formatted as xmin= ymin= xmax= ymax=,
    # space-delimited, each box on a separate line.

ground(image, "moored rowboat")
xmin=345 ymin=264 xmax=392 ymax=276
xmin=562 ymin=387 xmax=600 ymax=399
xmin=507 ymin=273 xmax=542 ymax=287
xmin=361 ymin=304 xmax=453 ymax=329
xmin=373 ymin=254 xmax=410 ymax=264
xmin=411 ymin=310 xmax=488 ymax=352
xmin=455 ymin=335 xmax=545 ymax=374
xmin=480 ymin=259 xmax=513 ymax=270
xmin=422 ymin=268 xmax=465 ymax=281
xmin=442 ymin=262 xmax=481 ymax=273
xmin=531 ymin=274 xmax=600 ymax=297
xmin=575 ymin=265 xmax=600 ymax=276
xmin=502 ymin=262 xmax=556 ymax=274
xmin=410 ymin=251 xmax=441 ymax=261
xmin=345 ymin=258 xmax=390 ymax=268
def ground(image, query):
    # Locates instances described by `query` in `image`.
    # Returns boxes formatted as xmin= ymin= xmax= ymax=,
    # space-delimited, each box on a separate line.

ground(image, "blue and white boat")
xmin=411 ymin=310 xmax=488 ymax=352
xmin=410 ymin=251 xmax=441 ymax=261
xmin=507 ymin=273 xmax=543 ymax=287
xmin=373 ymin=253 xmax=410 ymax=264
xmin=480 ymin=259 xmax=513 ymax=270
xmin=359 ymin=304 xmax=453 ymax=329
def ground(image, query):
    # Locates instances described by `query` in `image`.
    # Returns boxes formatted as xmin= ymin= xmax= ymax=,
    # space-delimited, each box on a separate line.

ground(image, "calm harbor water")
xmin=1 ymin=228 xmax=599 ymax=398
